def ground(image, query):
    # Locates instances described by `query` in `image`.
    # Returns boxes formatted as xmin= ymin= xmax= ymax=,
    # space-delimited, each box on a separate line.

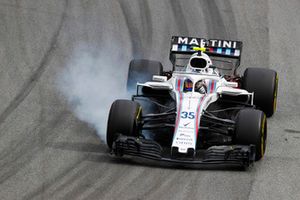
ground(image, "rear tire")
xmin=242 ymin=67 xmax=278 ymax=117
xmin=127 ymin=59 xmax=163 ymax=92
xmin=235 ymin=109 xmax=267 ymax=161
xmin=106 ymin=100 xmax=142 ymax=148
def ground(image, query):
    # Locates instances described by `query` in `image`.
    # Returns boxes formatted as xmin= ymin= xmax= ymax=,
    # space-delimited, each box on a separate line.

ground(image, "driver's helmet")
xmin=186 ymin=52 xmax=213 ymax=73
xmin=195 ymin=80 xmax=207 ymax=94
xmin=183 ymin=79 xmax=193 ymax=92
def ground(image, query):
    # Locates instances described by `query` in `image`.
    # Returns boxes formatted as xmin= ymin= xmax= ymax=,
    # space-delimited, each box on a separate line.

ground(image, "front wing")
xmin=111 ymin=135 xmax=256 ymax=168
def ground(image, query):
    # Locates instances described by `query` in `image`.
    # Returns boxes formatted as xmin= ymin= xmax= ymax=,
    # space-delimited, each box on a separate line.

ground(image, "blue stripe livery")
xmin=225 ymin=49 xmax=231 ymax=55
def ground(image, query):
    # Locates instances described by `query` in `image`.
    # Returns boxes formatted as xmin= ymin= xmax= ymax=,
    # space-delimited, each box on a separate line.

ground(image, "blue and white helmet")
xmin=186 ymin=51 xmax=213 ymax=72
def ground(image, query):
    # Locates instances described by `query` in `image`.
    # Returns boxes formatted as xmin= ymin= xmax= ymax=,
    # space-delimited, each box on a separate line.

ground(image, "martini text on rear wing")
xmin=170 ymin=36 xmax=243 ymax=66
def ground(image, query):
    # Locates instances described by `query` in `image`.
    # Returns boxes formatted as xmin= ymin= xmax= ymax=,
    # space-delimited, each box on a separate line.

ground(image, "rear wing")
xmin=170 ymin=36 xmax=243 ymax=67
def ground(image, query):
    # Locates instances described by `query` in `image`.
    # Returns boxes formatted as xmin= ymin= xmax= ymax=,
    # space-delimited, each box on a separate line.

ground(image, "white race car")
xmin=107 ymin=36 xmax=278 ymax=168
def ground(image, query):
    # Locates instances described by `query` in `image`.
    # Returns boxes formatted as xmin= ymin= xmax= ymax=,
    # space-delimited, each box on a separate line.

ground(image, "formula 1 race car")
xmin=107 ymin=36 xmax=278 ymax=168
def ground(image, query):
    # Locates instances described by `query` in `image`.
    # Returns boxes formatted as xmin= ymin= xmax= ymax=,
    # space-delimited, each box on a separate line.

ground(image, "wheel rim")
xmin=261 ymin=115 xmax=267 ymax=157
xmin=134 ymin=106 xmax=142 ymax=136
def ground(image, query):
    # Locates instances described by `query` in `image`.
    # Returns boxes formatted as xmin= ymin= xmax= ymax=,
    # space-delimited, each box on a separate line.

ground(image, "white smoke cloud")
xmin=57 ymin=44 xmax=129 ymax=143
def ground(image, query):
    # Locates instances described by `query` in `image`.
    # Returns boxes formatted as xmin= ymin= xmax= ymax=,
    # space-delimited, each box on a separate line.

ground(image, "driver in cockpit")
xmin=185 ymin=51 xmax=218 ymax=94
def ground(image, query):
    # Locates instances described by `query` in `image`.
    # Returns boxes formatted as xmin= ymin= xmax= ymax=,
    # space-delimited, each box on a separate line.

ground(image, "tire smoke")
xmin=57 ymin=45 xmax=129 ymax=143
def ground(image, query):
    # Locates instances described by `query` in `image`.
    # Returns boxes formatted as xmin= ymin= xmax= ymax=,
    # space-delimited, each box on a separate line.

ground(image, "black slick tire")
xmin=242 ymin=68 xmax=278 ymax=117
xmin=106 ymin=99 xmax=142 ymax=149
xmin=127 ymin=59 xmax=163 ymax=92
xmin=235 ymin=109 xmax=267 ymax=161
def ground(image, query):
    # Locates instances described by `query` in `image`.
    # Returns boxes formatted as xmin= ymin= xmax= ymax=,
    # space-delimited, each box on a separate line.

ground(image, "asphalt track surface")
xmin=0 ymin=0 xmax=300 ymax=200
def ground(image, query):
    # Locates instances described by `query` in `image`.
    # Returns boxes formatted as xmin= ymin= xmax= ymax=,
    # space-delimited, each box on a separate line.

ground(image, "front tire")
xmin=106 ymin=100 xmax=142 ymax=148
xmin=235 ymin=109 xmax=267 ymax=161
